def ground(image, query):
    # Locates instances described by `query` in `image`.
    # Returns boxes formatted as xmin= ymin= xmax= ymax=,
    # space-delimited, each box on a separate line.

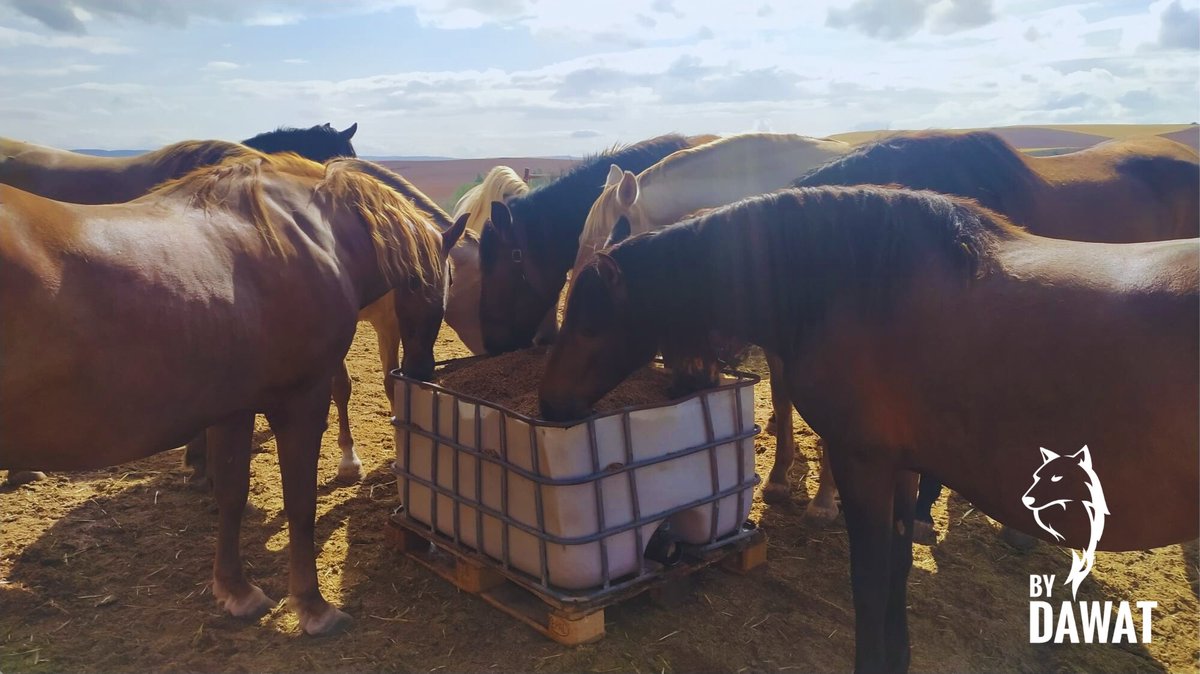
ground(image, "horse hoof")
xmin=803 ymin=500 xmax=839 ymax=524
xmin=1001 ymin=526 xmax=1038 ymax=551
xmin=4 ymin=471 xmax=47 ymax=487
xmin=913 ymin=519 xmax=937 ymax=545
xmin=296 ymin=602 xmax=351 ymax=636
xmin=761 ymin=482 xmax=791 ymax=504
xmin=214 ymin=581 xmax=275 ymax=620
xmin=336 ymin=457 xmax=364 ymax=483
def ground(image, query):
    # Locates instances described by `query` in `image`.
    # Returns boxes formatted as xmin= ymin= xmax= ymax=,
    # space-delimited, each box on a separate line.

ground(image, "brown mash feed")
xmin=432 ymin=348 xmax=676 ymax=418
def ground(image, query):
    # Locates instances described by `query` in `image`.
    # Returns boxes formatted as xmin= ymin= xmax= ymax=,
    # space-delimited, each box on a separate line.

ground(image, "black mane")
xmin=609 ymin=185 xmax=1018 ymax=353
xmin=793 ymin=131 xmax=1041 ymax=221
xmin=242 ymin=123 xmax=357 ymax=163
xmin=505 ymin=133 xmax=696 ymax=269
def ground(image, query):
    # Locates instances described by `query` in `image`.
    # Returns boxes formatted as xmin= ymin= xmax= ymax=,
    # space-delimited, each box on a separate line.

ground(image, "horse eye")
xmin=1050 ymin=475 xmax=1063 ymax=482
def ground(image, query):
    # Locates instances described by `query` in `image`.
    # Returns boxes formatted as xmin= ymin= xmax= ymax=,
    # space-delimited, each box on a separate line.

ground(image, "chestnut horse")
xmin=0 ymin=151 xmax=466 ymax=633
xmin=0 ymin=122 xmax=357 ymax=205
xmin=479 ymin=133 xmax=716 ymax=354
xmin=570 ymin=132 xmax=850 ymax=518
xmin=794 ymin=130 xmax=1199 ymax=538
xmin=540 ymin=186 xmax=1197 ymax=672
xmin=0 ymin=128 xmax=360 ymax=486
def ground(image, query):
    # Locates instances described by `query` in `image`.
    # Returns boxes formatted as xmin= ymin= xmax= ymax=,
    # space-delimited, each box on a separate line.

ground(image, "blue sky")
xmin=0 ymin=0 xmax=1196 ymax=157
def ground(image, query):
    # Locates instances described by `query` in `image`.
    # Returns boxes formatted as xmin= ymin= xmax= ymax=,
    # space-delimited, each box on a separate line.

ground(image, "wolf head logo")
xmin=1021 ymin=445 xmax=1109 ymax=599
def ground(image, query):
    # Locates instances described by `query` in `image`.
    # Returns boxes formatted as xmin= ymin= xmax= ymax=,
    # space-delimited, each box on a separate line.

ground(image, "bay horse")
xmin=570 ymin=132 xmax=849 ymax=517
xmin=0 ymin=150 xmax=465 ymax=634
xmin=479 ymin=133 xmax=717 ymax=354
xmin=0 ymin=122 xmax=358 ymax=205
xmin=794 ymin=130 xmax=1199 ymax=539
xmin=540 ymin=185 xmax=1198 ymax=672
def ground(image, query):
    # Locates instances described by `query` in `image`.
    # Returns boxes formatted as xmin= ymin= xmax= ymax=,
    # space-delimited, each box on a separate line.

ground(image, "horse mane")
xmin=241 ymin=124 xmax=356 ymax=157
xmin=608 ymin=186 xmax=1021 ymax=349
xmin=327 ymin=158 xmax=454 ymax=230
xmin=793 ymin=131 xmax=1041 ymax=219
xmin=153 ymin=151 xmax=442 ymax=286
xmin=507 ymin=133 xmax=697 ymax=230
xmin=453 ymin=166 xmax=529 ymax=235
xmin=143 ymin=139 xmax=259 ymax=174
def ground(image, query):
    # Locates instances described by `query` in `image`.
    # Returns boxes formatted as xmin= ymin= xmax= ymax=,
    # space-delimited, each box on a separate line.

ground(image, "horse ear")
xmin=606 ymin=216 xmax=632 ymax=247
xmin=605 ymin=164 xmax=623 ymax=188
xmin=340 ymin=122 xmax=358 ymax=140
xmin=594 ymin=252 xmax=624 ymax=289
xmin=615 ymin=170 xmax=639 ymax=208
xmin=1070 ymin=445 xmax=1091 ymax=469
xmin=490 ymin=200 xmax=515 ymax=244
xmin=1039 ymin=447 xmax=1059 ymax=463
xmin=443 ymin=213 xmax=469 ymax=255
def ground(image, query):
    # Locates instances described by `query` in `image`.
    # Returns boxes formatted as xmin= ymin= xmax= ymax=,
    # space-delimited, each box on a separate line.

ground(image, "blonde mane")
xmin=452 ymin=165 xmax=529 ymax=234
xmin=153 ymin=150 xmax=442 ymax=286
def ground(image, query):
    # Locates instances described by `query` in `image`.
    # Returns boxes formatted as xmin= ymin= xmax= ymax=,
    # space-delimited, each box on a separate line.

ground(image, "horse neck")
xmin=629 ymin=221 xmax=778 ymax=355
xmin=637 ymin=136 xmax=848 ymax=228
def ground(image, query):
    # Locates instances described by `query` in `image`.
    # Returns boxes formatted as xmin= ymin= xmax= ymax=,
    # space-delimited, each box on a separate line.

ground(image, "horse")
xmin=0 ymin=128 xmax=361 ymax=487
xmin=794 ymin=130 xmax=1200 ymax=540
xmin=0 ymin=123 xmax=358 ymax=205
xmin=479 ymin=133 xmax=718 ymax=354
xmin=569 ymin=132 xmax=850 ymax=518
xmin=0 ymin=150 xmax=467 ymax=634
xmin=242 ymin=122 xmax=358 ymax=163
xmin=539 ymin=185 xmax=1198 ymax=672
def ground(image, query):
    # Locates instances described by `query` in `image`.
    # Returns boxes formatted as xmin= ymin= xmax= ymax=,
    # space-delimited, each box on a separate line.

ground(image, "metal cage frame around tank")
xmin=389 ymin=358 xmax=762 ymax=603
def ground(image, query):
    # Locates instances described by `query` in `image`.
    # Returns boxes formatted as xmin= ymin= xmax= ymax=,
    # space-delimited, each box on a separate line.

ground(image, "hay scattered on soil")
xmin=432 ymin=348 xmax=676 ymax=418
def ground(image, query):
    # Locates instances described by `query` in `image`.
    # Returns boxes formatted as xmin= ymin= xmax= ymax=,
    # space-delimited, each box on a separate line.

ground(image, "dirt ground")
xmin=1 ymin=324 xmax=1197 ymax=673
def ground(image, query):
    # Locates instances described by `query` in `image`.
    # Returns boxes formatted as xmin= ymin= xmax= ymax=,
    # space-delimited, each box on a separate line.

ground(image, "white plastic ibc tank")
xmin=392 ymin=368 xmax=757 ymax=591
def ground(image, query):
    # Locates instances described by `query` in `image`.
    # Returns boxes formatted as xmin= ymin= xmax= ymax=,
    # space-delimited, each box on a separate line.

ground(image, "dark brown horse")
xmin=794 ymin=130 xmax=1198 ymax=242
xmin=478 ymin=133 xmax=715 ymax=353
xmin=791 ymin=130 xmax=1199 ymax=538
xmin=0 ymin=151 xmax=465 ymax=633
xmin=539 ymin=186 xmax=1198 ymax=672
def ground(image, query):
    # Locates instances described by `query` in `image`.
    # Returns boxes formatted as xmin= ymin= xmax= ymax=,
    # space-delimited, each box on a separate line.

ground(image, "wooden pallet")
xmin=384 ymin=514 xmax=767 ymax=645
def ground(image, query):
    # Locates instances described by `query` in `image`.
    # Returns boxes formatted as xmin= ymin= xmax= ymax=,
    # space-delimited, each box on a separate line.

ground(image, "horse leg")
xmin=805 ymin=437 xmax=840 ymax=523
xmin=269 ymin=383 xmax=350 ymax=635
xmin=827 ymin=442 xmax=899 ymax=674
xmin=762 ymin=353 xmax=795 ymax=504
xmin=373 ymin=308 xmax=401 ymax=405
xmin=912 ymin=474 xmax=942 ymax=545
xmin=183 ymin=433 xmax=210 ymax=491
xmin=330 ymin=362 xmax=362 ymax=483
xmin=208 ymin=414 xmax=275 ymax=619
xmin=886 ymin=470 xmax=919 ymax=673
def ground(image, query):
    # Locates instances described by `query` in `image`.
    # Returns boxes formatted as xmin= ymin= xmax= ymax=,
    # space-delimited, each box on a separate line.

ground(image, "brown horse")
xmin=0 ymin=129 xmax=361 ymax=487
xmin=0 ymin=151 xmax=466 ymax=634
xmin=791 ymin=130 xmax=1199 ymax=538
xmin=539 ymin=186 xmax=1198 ymax=672
xmin=479 ymin=133 xmax=716 ymax=354
xmin=794 ymin=130 xmax=1198 ymax=242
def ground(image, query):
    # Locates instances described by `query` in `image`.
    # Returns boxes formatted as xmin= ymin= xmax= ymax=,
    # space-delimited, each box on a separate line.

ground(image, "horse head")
xmin=478 ymin=199 xmax=562 ymax=354
xmin=390 ymin=212 xmax=468 ymax=381
xmin=539 ymin=251 xmax=657 ymax=421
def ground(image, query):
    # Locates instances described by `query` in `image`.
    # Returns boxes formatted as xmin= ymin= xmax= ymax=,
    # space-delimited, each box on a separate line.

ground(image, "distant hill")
xmin=829 ymin=123 xmax=1197 ymax=152
xmin=72 ymin=149 xmax=148 ymax=157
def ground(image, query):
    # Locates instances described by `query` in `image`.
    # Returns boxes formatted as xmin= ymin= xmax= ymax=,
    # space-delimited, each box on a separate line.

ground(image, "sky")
xmin=0 ymin=0 xmax=1196 ymax=157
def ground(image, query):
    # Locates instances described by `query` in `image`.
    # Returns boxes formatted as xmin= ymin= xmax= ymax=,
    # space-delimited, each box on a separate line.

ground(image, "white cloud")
xmin=0 ymin=23 xmax=131 ymax=52
xmin=203 ymin=60 xmax=241 ymax=71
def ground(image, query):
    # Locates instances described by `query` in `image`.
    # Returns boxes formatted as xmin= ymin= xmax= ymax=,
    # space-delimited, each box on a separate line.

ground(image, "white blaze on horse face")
xmin=444 ymin=237 xmax=485 ymax=355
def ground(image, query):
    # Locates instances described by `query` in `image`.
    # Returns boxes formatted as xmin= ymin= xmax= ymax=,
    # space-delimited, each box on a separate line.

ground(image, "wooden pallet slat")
xmin=384 ymin=514 xmax=767 ymax=646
